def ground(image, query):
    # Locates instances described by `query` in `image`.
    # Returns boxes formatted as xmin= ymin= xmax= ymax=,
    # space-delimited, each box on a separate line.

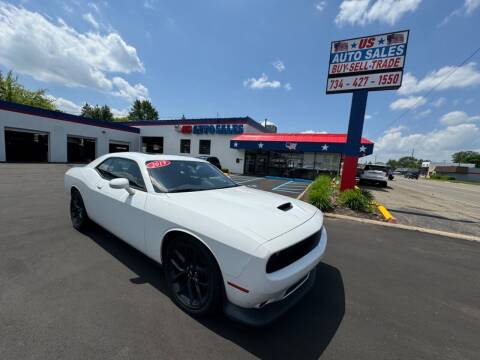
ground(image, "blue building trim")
xmin=230 ymin=139 xmax=373 ymax=156
xmin=127 ymin=117 xmax=268 ymax=132
xmin=0 ymin=100 xmax=140 ymax=134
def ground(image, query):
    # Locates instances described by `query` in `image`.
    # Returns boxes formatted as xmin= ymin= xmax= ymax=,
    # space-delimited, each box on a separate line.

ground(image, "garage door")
xmin=67 ymin=136 xmax=96 ymax=163
xmin=5 ymin=128 xmax=49 ymax=162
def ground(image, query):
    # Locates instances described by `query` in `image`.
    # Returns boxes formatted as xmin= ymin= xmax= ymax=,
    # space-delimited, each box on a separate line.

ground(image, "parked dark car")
xmin=404 ymin=171 xmax=419 ymax=179
xmin=197 ymin=156 xmax=222 ymax=169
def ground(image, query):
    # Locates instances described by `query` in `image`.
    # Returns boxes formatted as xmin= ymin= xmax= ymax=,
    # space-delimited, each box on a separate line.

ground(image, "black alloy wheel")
xmin=164 ymin=237 xmax=221 ymax=316
xmin=70 ymin=190 xmax=89 ymax=230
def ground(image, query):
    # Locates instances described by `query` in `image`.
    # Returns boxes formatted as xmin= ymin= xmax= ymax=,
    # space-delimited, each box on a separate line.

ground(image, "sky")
xmin=0 ymin=0 xmax=479 ymax=162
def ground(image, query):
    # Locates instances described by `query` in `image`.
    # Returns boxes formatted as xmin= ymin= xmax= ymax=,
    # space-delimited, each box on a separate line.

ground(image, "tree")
xmin=81 ymin=103 xmax=114 ymax=121
xmin=386 ymin=156 xmax=425 ymax=169
xmin=452 ymin=151 xmax=480 ymax=167
xmin=128 ymin=99 xmax=159 ymax=120
xmin=0 ymin=70 xmax=56 ymax=110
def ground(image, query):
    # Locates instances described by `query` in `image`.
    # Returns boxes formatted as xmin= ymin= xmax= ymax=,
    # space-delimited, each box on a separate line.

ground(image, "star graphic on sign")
xmin=351 ymin=42 xmax=357 ymax=49
xmin=233 ymin=142 xmax=238 ymax=147
xmin=321 ymin=144 xmax=329 ymax=151
xmin=258 ymin=142 xmax=264 ymax=149
xmin=378 ymin=38 xmax=385 ymax=45
xmin=359 ymin=145 xmax=367 ymax=153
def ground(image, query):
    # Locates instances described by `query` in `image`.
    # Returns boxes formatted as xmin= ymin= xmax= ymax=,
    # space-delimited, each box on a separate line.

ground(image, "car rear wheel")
xmin=70 ymin=189 xmax=89 ymax=230
xmin=164 ymin=236 xmax=222 ymax=316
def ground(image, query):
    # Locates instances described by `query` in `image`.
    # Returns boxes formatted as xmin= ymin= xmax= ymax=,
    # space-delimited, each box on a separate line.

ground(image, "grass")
xmin=427 ymin=177 xmax=480 ymax=186
xmin=307 ymin=175 xmax=375 ymax=213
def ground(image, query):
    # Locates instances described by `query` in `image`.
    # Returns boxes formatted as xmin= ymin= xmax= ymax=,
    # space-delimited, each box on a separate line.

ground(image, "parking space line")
xmin=274 ymin=189 xmax=303 ymax=194
xmin=272 ymin=181 xmax=293 ymax=191
xmin=234 ymin=177 xmax=263 ymax=184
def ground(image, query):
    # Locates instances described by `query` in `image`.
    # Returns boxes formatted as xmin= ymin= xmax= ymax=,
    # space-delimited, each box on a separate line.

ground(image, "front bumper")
xmin=223 ymin=267 xmax=317 ymax=326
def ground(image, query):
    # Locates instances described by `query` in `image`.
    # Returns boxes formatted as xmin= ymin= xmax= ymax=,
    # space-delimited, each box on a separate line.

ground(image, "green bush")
xmin=338 ymin=189 xmax=373 ymax=212
xmin=360 ymin=188 xmax=374 ymax=202
xmin=308 ymin=176 xmax=334 ymax=211
xmin=221 ymin=168 xmax=230 ymax=174
xmin=431 ymin=174 xmax=456 ymax=181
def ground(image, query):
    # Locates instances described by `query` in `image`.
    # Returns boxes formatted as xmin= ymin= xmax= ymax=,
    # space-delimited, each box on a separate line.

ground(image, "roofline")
xmin=232 ymin=132 xmax=374 ymax=144
xmin=0 ymin=100 xmax=140 ymax=134
xmin=127 ymin=116 xmax=268 ymax=132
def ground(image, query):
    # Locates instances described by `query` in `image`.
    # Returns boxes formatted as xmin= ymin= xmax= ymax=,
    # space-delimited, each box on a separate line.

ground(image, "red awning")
xmin=232 ymin=133 xmax=374 ymax=144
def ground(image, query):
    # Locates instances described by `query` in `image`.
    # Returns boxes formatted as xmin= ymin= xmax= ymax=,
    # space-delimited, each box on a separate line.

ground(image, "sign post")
xmin=326 ymin=30 xmax=409 ymax=190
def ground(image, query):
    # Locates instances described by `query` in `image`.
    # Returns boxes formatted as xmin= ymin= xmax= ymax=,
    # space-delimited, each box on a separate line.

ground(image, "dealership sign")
xmin=175 ymin=124 xmax=244 ymax=135
xmin=326 ymin=30 xmax=409 ymax=94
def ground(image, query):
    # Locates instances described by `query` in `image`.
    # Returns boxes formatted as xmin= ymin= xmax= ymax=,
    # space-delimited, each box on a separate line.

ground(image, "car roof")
xmin=104 ymin=152 xmax=206 ymax=163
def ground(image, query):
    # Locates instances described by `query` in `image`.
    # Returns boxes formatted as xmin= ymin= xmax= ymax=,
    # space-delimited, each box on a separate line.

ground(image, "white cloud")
xmin=47 ymin=94 xmax=129 ymax=117
xmin=272 ymin=60 xmax=285 ymax=72
xmin=365 ymin=114 xmax=372 ymax=120
xmin=315 ymin=1 xmax=327 ymax=12
xmin=302 ymin=130 xmax=328 ymax=134
xmin=0 ymin=3 xmax=146 ymax=101
xmin=374 ymin=123 xmax=480 ymax=161
xmin=398 ymin=63 xmax=480 ymax=95
xmin=432 ymin=97 xmax=446 ymax=107
xmin=110 ymin=107 xmax=129 ymax=118
xmin=284 ymin=83 xmax=293 ymax=91
xmin=415 ymin=108 xmax=431 ymax=118
xmin=465 ymin=0 xmax=480 ymax=13
xmin=440 ymin=0 xmax=480 ymax=25
xmin=335 ymin=0 xmax=422 ymax=26
xmin=82 ymin=12 xmax=99 ymax=29
xmin=390 ymin=96 xmax=426 ymax=110
xmin=88 ymin=2 xmax=100 ymax=13
xmin=112 ymin=76 xmax=149 ymax=101
xmin=243 ymin=73 xmax=281 ymax=89
xmin=63 ymin=3 xmax=73 ymax=13
xmin=47 ymin=95 xmax=82 ymax=114
xmin=144 ymin=0 xmax=157 ymax=9
xmin=440 ymin=111 xmax=480 ymax=126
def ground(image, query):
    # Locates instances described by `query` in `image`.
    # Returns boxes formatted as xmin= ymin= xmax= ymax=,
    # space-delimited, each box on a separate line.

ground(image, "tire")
xmin=70 ymin=189 xmax=90 ymax=230
xmin=163 ymin=236 xmax=222 ymax=316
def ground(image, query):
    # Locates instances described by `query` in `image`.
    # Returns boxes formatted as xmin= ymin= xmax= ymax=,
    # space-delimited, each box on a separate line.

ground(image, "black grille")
xmin=266 ymin=229 xmax=321 ymax=273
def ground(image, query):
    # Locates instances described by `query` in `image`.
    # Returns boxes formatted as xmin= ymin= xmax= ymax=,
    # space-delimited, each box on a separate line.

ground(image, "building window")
xmin=109 ymin=142 xmax=130 ymax=153
xmin=142 ymin=137 xmax=163 ymax=153
xmin=180 ymin=139 xmax=191 ymax=154
xmin=199 ymin=140 xmax=211 ymax=155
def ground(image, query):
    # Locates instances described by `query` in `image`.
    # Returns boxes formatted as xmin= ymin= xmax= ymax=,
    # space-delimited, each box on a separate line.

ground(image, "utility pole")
xmin=411 ymin=148 xmax=415 ymax=158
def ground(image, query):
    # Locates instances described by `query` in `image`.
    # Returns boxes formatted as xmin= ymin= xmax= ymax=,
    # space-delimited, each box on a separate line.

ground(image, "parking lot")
xmin=366 ymin=177 xmax=480 ymax=237
xmin=228 ymin=174 xmax=311 ymax=198
xmin=1 ymin=164 xmax=480 ymax=360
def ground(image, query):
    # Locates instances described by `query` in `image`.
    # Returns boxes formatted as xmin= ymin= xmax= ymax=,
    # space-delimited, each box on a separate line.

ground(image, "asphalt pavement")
xmin=1 ymin=164 xmax=480 ymax=360
xmin=366 ymin=177 xmax=480 ymax=237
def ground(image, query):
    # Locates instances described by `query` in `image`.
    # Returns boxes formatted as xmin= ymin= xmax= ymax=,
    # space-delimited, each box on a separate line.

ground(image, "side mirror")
xmin=109 ymin=178 xmax=135 ymax=195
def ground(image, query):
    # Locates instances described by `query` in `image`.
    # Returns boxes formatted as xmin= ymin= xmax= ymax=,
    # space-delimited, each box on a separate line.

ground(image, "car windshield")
xmin=146 ymin=160 xmax=238 ymax=193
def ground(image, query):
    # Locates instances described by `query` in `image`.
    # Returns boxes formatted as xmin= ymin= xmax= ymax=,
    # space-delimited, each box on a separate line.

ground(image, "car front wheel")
xmin=70 ymin=189 xmax=89 ymax=230
xmin=164 ymin=236 xmax=222 ymax=316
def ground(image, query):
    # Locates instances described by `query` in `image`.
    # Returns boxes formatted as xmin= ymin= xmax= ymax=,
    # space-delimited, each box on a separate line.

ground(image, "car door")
xmin=93 ymin=157 xmax=148 ymax=252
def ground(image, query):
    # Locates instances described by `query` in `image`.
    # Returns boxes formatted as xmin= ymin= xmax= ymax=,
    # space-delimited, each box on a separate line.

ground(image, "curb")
xmin=323 ymin=213 xmax=480 ymax=243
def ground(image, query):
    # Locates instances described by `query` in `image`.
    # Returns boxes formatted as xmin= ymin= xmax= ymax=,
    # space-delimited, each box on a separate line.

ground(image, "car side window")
xmin=96 ymin=158 xmax=146 ymax=191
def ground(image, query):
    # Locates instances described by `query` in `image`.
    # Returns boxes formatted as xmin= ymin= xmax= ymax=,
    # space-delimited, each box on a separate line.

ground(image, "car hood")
xmin=165 ymin=186 xmax=319 ymax=242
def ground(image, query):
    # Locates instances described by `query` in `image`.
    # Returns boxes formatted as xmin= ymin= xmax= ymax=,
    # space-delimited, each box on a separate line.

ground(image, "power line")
xmin=370 ymin=45 xmax=480 ymax=139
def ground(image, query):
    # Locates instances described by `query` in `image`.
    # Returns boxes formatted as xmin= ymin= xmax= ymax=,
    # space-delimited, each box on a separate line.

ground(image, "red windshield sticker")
xmin=146 ymin=160 xmax=171 ymax=169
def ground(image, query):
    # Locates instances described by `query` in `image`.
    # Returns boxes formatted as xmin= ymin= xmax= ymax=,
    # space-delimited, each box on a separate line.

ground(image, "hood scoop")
xmin=277 ymin=202 xmax=293 ymax=211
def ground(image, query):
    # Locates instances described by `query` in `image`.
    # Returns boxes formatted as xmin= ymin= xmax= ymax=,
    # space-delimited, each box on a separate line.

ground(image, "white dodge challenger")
xmin=65 ymin=152 xmax=327 ymax=325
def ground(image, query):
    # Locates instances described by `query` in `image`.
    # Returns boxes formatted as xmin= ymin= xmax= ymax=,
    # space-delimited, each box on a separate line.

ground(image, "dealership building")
xmin=0 ymin=100 xmax=374 ymax=179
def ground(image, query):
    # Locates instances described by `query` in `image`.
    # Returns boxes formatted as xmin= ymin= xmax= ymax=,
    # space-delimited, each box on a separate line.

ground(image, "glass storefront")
xmin=244 ymin=150 xmax=341 ymax=180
